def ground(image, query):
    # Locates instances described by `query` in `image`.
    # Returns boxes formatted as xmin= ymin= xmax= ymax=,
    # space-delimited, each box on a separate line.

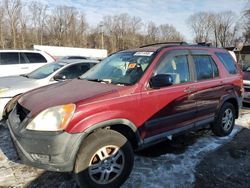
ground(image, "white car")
xmin=0 ymin=50 xmax=55 ymax=77
xmin=243 ymin=66 xmax=250 ymax=103
xmin=0 ymin=59 xmax=98 ymax=121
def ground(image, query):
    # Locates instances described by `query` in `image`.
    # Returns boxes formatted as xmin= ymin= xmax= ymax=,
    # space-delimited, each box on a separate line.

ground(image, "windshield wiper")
xmin=20 ymin=74 xmax=29 ymax=78
xmin=111 ymin=81 xmax=132 ymax=86
xmin=85 ymin=78 xmax=112 ymax=84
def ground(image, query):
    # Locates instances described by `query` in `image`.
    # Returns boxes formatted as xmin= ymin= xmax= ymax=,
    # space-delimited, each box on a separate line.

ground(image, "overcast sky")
xmin=37 ymin=0 xmax=247 ymax=41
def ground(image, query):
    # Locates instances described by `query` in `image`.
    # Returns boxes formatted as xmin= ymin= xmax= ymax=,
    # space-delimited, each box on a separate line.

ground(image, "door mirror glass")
xmin=150 ymin=74 xmax=173 ymax=88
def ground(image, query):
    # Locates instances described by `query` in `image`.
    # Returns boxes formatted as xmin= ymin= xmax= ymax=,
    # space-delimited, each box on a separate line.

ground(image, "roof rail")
xmin=196 ymin=42 xmax=212 ymax=47
xmin=140 ymin=41 xmax=188 ymax=48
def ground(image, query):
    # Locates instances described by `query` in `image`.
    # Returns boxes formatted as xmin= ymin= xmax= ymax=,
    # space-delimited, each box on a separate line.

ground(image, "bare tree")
xmin=0 ymin=2 xmax=6 ymax=48
xmin=4 ymin=0 xmax=22 ymax=48
xmin=76 ymin=12 xmax=88 ymax=47
xmin=158 ymin=24 xmax=184 ymax=42
xmin=29 ymin=1 xmax=48 ymax=45
xmin=0 ymin=0 xmax=187 ymax=52
xmin=187 ymin=12 xmax=213 ymax=43
xmin=146 ymin=21 xmax=159 ymax=43
xmin=187 ymin=11 xmax=237 ymax=47
xmin=19 ymin=7 xmax=27 ymax=48
xmin=97 ymin=14 xmax=185 ymax=52
xmin=215 ymin=11 xmax=236 ymax=47
xmin=101 ymin=14 xmax=131 ymax=51
xmin=242 ymin=1 xmax=250 ymax=44
xmin=128 ymin=16 xmax=143 ymax=47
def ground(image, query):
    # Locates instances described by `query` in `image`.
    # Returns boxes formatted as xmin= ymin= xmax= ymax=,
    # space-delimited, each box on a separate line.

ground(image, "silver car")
xmin=0 ymin=59 xmax=98 ymax=120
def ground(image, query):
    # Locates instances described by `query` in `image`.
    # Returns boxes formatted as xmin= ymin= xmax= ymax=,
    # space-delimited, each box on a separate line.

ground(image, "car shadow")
xmin=26 ymin=171 xmax=77 ymax=188
xmin=0 ymin=126 xmax=19 ymax=162
xmin=136 ymin=129 xmax=211 ymax=157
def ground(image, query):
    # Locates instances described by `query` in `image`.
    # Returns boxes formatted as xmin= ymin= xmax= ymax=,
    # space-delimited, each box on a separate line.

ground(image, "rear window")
xmin=24 ymin=53 xmax=47 ymax=63
xmin=215 ymin=52 xmax=237 ymax=74
xmin=193 ymin=55 xmax=219 ymax=80
xmin=0 ymin=52 xmax=19 ymax=65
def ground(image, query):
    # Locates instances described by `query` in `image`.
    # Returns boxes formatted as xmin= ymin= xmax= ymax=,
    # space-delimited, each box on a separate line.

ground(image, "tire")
xmin=212 ymin=102 xmax=236 ymax=137
xmin=74 ymin=129 xmax=134 ymax=188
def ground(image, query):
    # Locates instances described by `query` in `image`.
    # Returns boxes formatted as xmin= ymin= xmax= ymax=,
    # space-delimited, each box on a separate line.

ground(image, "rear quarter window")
xmin=215 ymin=52 xmax=237 ymax=74
xmin=24 ymin=53 xmax=47 ymax=63
xmin=0 ymin=52 xmax=19 ymax=65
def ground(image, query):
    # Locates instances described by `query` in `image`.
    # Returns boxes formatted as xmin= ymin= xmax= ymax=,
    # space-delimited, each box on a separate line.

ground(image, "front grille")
xmin=16 ymin=103 xmax=30 ymax=122
xmin=244 ymin=86 xmax=250 ymax=92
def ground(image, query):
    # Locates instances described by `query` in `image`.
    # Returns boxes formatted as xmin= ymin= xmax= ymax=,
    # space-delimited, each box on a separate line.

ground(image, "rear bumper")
xmin=7 ymin=109 xmax=85 ymax=172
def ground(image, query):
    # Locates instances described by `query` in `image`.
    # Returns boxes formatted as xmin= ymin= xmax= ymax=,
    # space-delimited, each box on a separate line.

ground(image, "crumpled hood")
xmin=19 ymin=79 xmax=121 ymax=116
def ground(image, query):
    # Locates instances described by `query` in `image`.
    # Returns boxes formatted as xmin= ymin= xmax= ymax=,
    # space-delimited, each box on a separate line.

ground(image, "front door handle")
xmin=184 ymin=87 xmax=196 ymax=93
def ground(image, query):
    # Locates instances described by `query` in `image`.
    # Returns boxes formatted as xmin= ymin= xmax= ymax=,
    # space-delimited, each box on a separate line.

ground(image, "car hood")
xmin=0 ymin=75 xmax=33 ymax=87
xmin=19 ymin=79 xmax=123 ymax=116
xmin=0 ymin=76 xmax=43 ymax=97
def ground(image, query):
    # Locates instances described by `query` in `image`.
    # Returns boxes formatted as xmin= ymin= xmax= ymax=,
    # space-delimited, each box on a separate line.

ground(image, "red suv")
xmin=4 ymin=42 xmax=243 ymax=188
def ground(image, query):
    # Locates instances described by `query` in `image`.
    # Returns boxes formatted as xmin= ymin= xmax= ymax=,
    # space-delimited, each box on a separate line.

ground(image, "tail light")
xmin=45 ymin=51 xmax=56 ymax=61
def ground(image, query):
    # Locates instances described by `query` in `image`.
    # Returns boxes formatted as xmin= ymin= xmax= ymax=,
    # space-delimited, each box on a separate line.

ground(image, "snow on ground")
xmin=123 ymin=114 xmax=250 ymax=188
xmin=0 ymin=113 xmax=249 ymax=187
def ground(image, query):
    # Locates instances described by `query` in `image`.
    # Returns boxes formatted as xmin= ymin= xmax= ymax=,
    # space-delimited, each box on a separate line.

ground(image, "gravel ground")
xmin=195 ymin=128 xmax=250 ymax=188
xmin=0 ymin=111 xmax=249 ymax=188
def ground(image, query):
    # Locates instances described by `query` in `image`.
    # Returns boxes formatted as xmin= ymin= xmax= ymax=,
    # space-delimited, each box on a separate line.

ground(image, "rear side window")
xmin=215 ymin=52 xmax=237 ymax=74
xmin=24 ymin=53 xmax=47 ymax=63
xmin=193 ymin=55 xmax=219 ymax=80
xmin=0 ymin=52 xmax=19 ymax=65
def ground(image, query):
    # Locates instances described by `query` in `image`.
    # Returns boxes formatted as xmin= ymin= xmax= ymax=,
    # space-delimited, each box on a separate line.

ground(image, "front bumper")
xmin=0 ymin=97 xmax=11 ymax=120
xmin=243 ymin=91 xmax=250 ymax=103
xmin=7 ymin=108 xmax=85 ymax=172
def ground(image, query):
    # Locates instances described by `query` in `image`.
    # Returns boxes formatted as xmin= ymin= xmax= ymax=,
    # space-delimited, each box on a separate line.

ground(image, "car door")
xmin=0 ymin=52 xmax=23 ymax=77
xmin=189 ymin=50 xmax=223 ymax=124
xmin=140 ymin=50 xmax=197 ymax=139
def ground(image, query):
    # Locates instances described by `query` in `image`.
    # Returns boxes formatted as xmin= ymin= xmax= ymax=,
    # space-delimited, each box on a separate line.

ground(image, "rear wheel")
xmin=212 ymin=102 xmax=236 ymax=136
xmin=74 ymin=129 xmax=134 ymax=188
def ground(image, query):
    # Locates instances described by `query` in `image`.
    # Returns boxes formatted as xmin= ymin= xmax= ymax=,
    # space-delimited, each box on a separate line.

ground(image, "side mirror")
xmin=53 ymin=74 xmax=66 ymax=81
xmin=150 ymin=74 xmax=173 ymax=88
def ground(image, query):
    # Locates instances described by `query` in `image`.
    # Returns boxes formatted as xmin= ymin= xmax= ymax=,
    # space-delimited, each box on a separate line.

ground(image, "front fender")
xmin=65 ymin=110 xmax=138 ymax=133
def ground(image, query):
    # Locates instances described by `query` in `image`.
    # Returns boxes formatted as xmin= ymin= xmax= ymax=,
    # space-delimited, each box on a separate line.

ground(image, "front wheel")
xmin=74 ymin=129 xmax=134 ymax=188
xmin=212 ymin=102 xmax=236 ymax=137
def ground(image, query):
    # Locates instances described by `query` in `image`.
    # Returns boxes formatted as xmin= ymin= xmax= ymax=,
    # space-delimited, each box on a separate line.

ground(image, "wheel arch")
xmin=218 ymin=96 xmax=239 ymax=119
xmin=82 ymin=118 xmax=142 ymax=149
xmin=225 ymin=98 xmax=239 ymax=118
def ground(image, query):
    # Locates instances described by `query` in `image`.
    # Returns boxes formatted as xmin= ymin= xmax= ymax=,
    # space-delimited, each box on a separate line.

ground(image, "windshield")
xmin=81 ymin=51 xmax=154 ymax=85
xmin=27 ymin=63 xmax=64 ymax=79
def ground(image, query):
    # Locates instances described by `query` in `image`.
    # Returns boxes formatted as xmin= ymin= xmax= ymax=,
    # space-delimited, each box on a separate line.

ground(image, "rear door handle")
xmin=21 ymin=67 xmax=29 ymax=69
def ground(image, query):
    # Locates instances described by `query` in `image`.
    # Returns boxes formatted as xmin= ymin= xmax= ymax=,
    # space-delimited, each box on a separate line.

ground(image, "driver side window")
xmin=155 ymin=55 xmax=190 ymax=84
xmin=58 ymin=64 xmax=90 ymax=79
